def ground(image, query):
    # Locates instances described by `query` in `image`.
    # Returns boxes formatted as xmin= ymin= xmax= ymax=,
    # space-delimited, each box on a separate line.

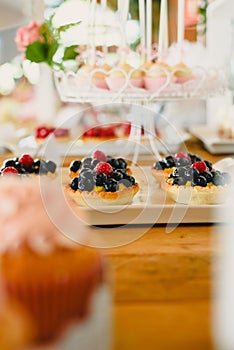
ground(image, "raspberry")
xmin=94 ymin=162 xmax=113 ymax=175
xmin=174 ymin=152 xmax=190 ymax=160
xmin=191 ymin=161 xmax=207 ymax=173
xmin=18 ymin=154 xmax=34 ymax=166
xmin=93 ymin=150 xmax=107 ymax=161
xmin=1 ymin=167 xmax=19 ymax=175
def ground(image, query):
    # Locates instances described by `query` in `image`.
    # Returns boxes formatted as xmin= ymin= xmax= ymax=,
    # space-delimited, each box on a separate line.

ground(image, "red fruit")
xmin=174 ymin=152 xmax=190 ymax=159
xmin=36 ymin=126 xmax=52 ymax=139
xmin=192 ymin=161 xmax=207 ymax=173
xmin=94 ymin=162 xmax=113 ymax=175
xmin=18 ymin=154 xmax=34 ymax=166
xmin=1 ymin=167 xmax=19 ymax=175
xmin=93 ymin=150 xmax=107 ymax=161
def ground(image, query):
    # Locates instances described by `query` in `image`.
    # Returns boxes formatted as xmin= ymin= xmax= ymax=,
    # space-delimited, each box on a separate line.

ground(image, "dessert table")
xmin=0 ymin=136 xmax=229 ymax=350
xmin=66 ymin=136 xmax=226 ymax=350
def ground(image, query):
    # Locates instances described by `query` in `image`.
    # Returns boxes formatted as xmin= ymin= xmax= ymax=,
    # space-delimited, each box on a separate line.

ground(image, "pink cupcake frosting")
xmin=0 ymin=178 xmax=80 ymax=255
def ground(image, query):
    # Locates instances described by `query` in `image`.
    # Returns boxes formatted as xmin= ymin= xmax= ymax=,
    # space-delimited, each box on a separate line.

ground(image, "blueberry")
xmin=192 ymin=175 xmax=207 ymax=187
xmin=110 ymin=171 xmax=124 ymax=181
xmin=172 ymin=176 xmax=187 ymax=186
xmin=107 ymin=158 xmax=119 ymax=169
xmin=120 ymin=175 xmax=135 ymax=187
xmin=153 ymin=161 xmax=166 ymax=170
xmin=201 ymin=171 xmax=213 ymax=183
xmin=177 ymin=166 xmax=193 ymax=179
xmin=70 ymin=160 xmax=81 ymax=173
xmin=175 ymin=158 xmax=190 ymax=167
xmin=204 ymin=160 xmax=213 ymax=171
xmin=116 ymin=169 xmax=128 ymax=178
xmin=3 ymin=159 xmax=16 ymax=167
xmin=222 ymin=172 xmax=232 ymax=185
xmin=94 ymin=172 xmax=107 ymax=186
xmin=79 ymin=169 xmax=94 ymax=180
xmin=165 ymin=156 xmax=175 ymax=168
xmin=82 ymin=157 xmax=92 ymax=168
xmin=33 ymin=159 xmax=41 ymax=174
xmin=104 ymin=178 xmax=119 ymax=192
xmin=171 ymin=168 xmax=179 ymax=178
xmin=70 ymin=177 xmax=79 ymax=191
xmin=38 ymin=160 xmax=49 ymax=175
xmin=46 ymin=160 xmax=57 ymax=173
xmin=13 ymin=162 xmax=26 ymax=174
xmin=117 ymin=158 xmax=127 ymax=169
xmin=78 ymin=178 xmax=94 ymax=191
xmin=212 ymin=172 xmax=224 ymax=186
xmin=189 ymin=153 xmax=202 ymax=163
xmin=91 ymin=159 xmax=100 ymax=169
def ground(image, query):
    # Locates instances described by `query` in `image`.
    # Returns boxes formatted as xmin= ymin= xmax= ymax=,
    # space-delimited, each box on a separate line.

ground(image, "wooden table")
xmin=0 ymin=136 xmax=231 ymax=350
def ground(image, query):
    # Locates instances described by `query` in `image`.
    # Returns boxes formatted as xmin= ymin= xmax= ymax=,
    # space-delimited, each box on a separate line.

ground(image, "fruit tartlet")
xmin=165 ymin=160 xmax=232 ymax=205
xmin=36 ymin=125 xmax=70 ymax=143
xmin=0 ymin=154 xmax=57 ymax=177
xmin=151 ymin=152 xmax=208 ymax=183
xmin=67 ymin=150 xmax=139 ymax=206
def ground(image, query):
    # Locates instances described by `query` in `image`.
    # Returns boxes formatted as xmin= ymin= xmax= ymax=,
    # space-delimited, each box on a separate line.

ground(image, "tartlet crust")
xmin=66 ymin=182 xmax=139 ymax=207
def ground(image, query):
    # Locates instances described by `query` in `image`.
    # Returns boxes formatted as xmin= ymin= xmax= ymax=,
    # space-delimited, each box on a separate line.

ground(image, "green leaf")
xmin=58 ymin=21 xmax=81 ymax=33
xmin=25 ymin=41 xmax=48 ymax=63
xmin=47 ymin=40 xmax=59 ymax=64
xmin=63 ymin=46 xmax=79 ymax=60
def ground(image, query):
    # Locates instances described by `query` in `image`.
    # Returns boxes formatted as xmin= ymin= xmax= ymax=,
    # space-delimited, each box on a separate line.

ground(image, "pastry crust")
xmin=151 ymin=167 xmax=174 ymax=182
xmin=165 ymin=182 xmax=228 ymax=205
xmin=66 ymin=183 xmax=139 ymax=207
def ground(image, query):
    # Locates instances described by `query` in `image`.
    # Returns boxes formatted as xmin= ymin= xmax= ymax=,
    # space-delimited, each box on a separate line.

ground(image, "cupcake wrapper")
xmin=3 ymin=268 xmax=100 ymax=343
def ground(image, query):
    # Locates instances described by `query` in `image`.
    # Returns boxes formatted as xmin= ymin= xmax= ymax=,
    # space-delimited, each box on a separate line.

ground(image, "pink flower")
xmin=15 ymin=21 xmax=42 ymax=53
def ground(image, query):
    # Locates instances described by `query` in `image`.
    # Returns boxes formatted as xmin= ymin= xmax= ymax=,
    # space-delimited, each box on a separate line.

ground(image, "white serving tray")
xmin=61 ymin=166 xmax=225 ymax=226
xmin=190 ymin=125 xmax=234 ymax=154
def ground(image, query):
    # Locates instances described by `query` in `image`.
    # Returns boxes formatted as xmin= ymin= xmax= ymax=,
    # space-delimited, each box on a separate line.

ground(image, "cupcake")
xmin=143 ymin=61 xmax=171 ymax=92
xmin=105 ymin=62 xmax=143 ymax=91
xmin=76 ymin=64 xmax=96 ymax=89
xmin=92 ymin=63 xmax=112 ymax=90
xmin=0 ymin=301 xmax=33 ymax=350
xmin=67 ymin=150 xmax=139 ymax=207
xmin=0 ymin=154 xmax=57 ymax=176
xmin=165 ymin=160 xmax=232 ymax=204
xmin=172 ymin=62 xmax=194 ymax=84
xmin=0 ymin=178 xmax=106 ymax=346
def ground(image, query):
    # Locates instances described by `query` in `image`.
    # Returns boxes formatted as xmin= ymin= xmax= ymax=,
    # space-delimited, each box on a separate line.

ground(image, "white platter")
xmin=61 ymin=166 xmax=225 ymax=226
xmin=190 ymin=125 xmax=234 ymax=154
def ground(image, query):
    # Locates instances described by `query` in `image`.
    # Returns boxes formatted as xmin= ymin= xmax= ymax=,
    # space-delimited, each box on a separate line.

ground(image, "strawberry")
xmin=93 ymin=150 xmax=107 ymax=161
xmin=1 ymin=167 xmax=19 ymax=175
xmin=174 ymin=152 xmax=190 ymax=160
xmin=94 ymin=162 xmax=113 ymax=175
xmin=18 ymin=154 xmax=34 ymax=166
xmin=191 ymin=161 xmax=207 ymax=173
xmin=36 ymin=126 xmax=51 ymax=139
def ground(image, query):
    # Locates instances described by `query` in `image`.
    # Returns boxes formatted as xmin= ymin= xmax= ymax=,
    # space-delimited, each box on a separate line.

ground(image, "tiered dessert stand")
xmin=53 ymin=0 xmax=227 ymax=163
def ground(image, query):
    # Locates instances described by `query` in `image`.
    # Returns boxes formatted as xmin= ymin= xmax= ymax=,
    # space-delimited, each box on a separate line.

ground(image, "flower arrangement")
xmin=15 ymin=16 xmax=80 ymax=70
